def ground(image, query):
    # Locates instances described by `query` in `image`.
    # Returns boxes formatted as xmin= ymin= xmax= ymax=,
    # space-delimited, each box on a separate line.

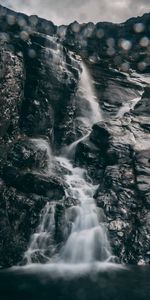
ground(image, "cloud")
xmin=0 ymin=0 xmax=150 ymax=25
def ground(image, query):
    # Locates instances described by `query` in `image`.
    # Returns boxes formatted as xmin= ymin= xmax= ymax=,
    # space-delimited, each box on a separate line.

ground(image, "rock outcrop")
xmin=0 ymin=4 xmax=149 ymax=267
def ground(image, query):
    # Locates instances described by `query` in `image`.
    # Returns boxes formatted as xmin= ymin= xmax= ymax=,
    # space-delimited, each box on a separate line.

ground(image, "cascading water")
xmin=56 ymin=157 xmax=111 ymax=264
xmin=76 ymin=62 xmax=102 ymax=128
xmin=24 ymin=203 xmax=56 ymax=264
xmin=65 ymin=62 xmax=102 ymax=158
xmin=24 ymin=62 xmax=113 ymax=267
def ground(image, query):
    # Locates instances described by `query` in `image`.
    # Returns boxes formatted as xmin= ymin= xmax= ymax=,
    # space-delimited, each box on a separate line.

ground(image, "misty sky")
xmin=0 ymin=0 xmax=150 ymax=25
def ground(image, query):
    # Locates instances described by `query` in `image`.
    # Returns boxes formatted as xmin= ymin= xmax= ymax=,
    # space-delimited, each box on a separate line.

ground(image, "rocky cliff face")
xmin=0 ymin=5 xmax=149 ymax=267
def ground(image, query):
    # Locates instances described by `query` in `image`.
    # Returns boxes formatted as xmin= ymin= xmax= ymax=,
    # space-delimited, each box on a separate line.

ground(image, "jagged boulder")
xmin=2 ymin=166 xmax=65 ymax=200
xmin=75 ymin=136 xmax=104 ymax=182
xmin=0 ymin=40 xmax=24 ymax=139
xmin=0 ymin=180 xmax=48 ymax=267
xmin=7 ymin=138 xmax=51 ymax=171
xmin=134 ymin=86 xmax=150 ymax=116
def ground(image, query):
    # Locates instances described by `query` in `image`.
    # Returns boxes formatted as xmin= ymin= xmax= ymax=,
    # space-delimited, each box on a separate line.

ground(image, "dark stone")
xmin=0 ymin=40 xmax=24 ymax=138
xmin=75 ymin=137 xmax=104 ymax=182
xmin=90 ymin=122 xmax=111 ymax=148
xmin=0 ymin=181 xmax=48 ymax=267
xmin=2 ymin=166 xmax=65 ymax=200
xmin=7 ymin=138 xmax=51 ymax=171
xmin=19 ymin=32 xmax=80 ymax=147
xmin=134 ymin=87 xmax=150 ymax=116
xmin=134 ymin=149 xmax=150 ymax=197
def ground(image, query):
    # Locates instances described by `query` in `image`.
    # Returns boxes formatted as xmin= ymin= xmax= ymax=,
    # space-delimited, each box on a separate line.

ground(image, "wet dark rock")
xmin=0 ymin=181 xmax=48 ymax=267
xmin=134 ymin=150 xmax=150 ymax=191
xmin=2 ymin=166 xmax=65 ymax=200
xmin=0 ymin=40 xmax=24 ymax=139
xmin=134 ymin=87 xmax=150 ymax=116
xmin=75 ymin=137 xmax=104 ymax=182
xmin=88 ymin=64 xmax=143 ymax=117
xmin=64 ymin=197 xmax=80 ymax=208
xmin=7 ymin=138 xmax=50 ymax=171
xmin=90 ymin=122 xmax=111 ymax=148
xmin=19 ymin=33 xmax=80 ymax=147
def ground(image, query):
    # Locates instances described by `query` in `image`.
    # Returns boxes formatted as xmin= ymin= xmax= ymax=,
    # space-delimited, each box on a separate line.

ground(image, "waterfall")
xmin=56 ymin=157 xmax=111 ymax=263
xmin=24 ymin=203 xmax=56 ymax=264
xmin=24 ymin=62 xmax=113 ymax=267
xmin=76 ymin=62 xmax=102 ymax=127
xmin=64 ymin=62 xmax=102 ymax=158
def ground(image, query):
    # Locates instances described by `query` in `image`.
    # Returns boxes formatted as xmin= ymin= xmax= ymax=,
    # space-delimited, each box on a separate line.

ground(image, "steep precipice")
xmin=0 ymin=5 xmax=150 ymax=267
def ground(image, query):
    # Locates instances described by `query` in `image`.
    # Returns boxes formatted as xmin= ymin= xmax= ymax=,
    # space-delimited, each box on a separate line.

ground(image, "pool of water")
xmin=0 ymin=265 xmax=150 ymax=300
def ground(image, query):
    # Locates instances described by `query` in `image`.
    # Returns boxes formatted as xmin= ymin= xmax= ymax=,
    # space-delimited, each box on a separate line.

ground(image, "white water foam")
xmin=12 ymin=262 xmax=125 ymax=279
xmin=56 ymin=157 xmax=112 ymax=264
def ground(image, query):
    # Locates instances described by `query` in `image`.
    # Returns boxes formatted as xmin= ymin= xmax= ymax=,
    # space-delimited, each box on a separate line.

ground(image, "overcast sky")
xmin=0 ymin=0 xmax=150 ymax=25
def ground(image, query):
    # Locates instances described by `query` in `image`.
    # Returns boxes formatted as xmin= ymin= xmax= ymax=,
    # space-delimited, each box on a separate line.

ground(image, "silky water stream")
xmin=22 ymin=62 xmax=114 ymax=270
